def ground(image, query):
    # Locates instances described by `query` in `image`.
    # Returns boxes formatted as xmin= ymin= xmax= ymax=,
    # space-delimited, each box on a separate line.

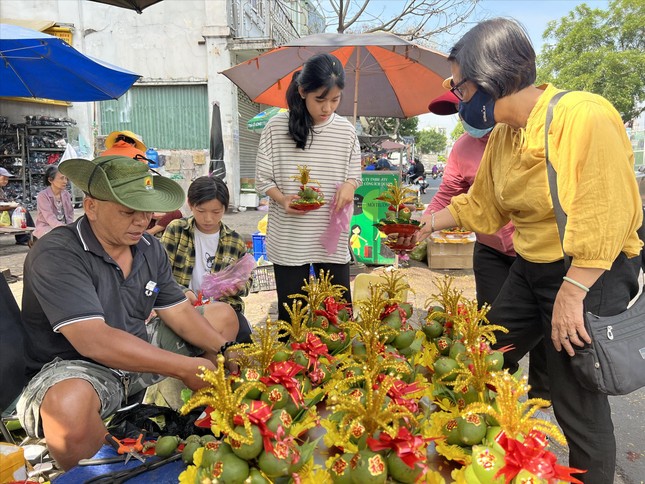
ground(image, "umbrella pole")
xmin=352 ymin=48 xmax=361 ymax=125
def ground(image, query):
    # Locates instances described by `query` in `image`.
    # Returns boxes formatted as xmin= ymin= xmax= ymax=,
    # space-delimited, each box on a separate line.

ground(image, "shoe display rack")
xmin=0 ymin=117 xmax=27 ymax=204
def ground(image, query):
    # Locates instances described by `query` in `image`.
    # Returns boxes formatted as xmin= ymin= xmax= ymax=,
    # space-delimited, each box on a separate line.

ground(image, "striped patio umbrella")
xmin=221 ymin=32 xmax=451 ymax=121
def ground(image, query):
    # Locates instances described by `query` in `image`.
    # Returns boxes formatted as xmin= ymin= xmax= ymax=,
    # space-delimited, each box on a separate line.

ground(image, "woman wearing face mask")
xmin=417 ymin=18 xmax=641 ymax=483
xmin=425 ymin=90 xmax=550 ymax=402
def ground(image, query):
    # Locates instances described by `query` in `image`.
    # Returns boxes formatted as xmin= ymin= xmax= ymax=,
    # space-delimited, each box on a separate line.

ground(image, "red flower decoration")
xmin=260 ymin=361 xmax=306 ymax=406
xmin=367 ymin=427 xmax=429 ymax=471
xmin=290 ymin=333 xmax=333 ymax=371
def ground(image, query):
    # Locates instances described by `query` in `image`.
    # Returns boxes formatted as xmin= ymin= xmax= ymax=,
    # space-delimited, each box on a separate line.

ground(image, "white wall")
xmin=3 ymin=0 xmax=246 ymax=203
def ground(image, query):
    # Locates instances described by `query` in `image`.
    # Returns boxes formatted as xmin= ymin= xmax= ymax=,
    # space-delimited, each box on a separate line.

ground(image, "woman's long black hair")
xmin=286 ymin=53 xmax=345 ymax=150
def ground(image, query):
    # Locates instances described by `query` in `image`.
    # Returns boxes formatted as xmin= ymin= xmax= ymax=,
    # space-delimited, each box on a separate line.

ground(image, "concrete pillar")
xmin=203 ymin=0 xmax=241 ymax=208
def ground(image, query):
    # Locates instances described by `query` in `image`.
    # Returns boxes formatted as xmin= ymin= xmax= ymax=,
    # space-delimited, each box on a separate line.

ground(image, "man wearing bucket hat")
xmin=101 ymin=130 xmax=147 ymax=160
xmin=16 ymin=155 xmax=241 ymax=470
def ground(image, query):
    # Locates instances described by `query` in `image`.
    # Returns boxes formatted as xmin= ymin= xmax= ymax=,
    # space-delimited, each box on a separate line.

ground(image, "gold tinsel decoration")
xmin=274 ymin=298 xmax=327 ymax=342
xmin=229 ymin=317 xmax=288 ymax=373
xmin=463 ymin=370 xmax=566 ymax=444
xmin=179 ymin=355 xmax=266 ymax=445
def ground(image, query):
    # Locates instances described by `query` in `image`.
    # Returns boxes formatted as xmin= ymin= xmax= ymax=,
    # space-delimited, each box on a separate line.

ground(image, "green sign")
xmin=351 ymin=172 xmax=400 ymax=265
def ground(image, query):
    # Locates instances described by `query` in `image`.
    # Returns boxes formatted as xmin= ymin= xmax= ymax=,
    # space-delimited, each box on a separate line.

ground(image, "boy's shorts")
xmin=16 ymin=317 xmax=201 ymax=438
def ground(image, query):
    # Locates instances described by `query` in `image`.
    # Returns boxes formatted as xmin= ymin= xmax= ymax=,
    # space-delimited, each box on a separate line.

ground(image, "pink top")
xmin=426 ymin=133 xmax=516 ymax=257
xmin=34 ymin=186 xmax=74 ymax=239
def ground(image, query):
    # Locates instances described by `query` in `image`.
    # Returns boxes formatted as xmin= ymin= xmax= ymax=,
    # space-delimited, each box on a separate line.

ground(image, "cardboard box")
xmin=428 ymin=239 xmax=474 ymax=269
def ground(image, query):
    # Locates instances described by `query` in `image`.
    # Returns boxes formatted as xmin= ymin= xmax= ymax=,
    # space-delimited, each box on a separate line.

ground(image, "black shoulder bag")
xmin=545 ymin=91 xmax=645 ymax=395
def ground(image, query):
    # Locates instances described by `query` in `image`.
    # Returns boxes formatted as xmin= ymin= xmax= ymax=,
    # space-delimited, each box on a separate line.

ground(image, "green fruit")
xmin=337 ymin=308 xmax=350 ymax=322
xmin=323 ymin=329 xmax=347 ymax=353
xmin=200 ymin=448 xmax=218 ymax=469
xmin=258 ymin=449 xmax=291 ymax=478
xmin=218 ymin=452 xmax=250 ymax=484
xmin=230 ymin=424 xmax=263 ymax=460
xmin=350 ymin=450 xmax=387 ymax=483
xmin=433 ymin=356 xmax=459 ymax=382
xmin=484 ymin=426 xmax=505 ymax=455
xmin=443 ymin=418 xmax=462 ymax=445
xmin=344 ymin=365 xmax=364 ymax=381
xmin=427 ymin=305 xmax=446 ymax=323
xmin=386 ymin=451 xmax=423 ymax=483
xmin=398 ymin=344 xmax=415 ymax=359
xmin=436 ymin=335 xmax=452 ymax=355
xmin=352 ymin=341 xmax=367 ymax=358
xmin=486 ymin=351 xmax=504 ymax=371
xmin=399 ymin=302 xmax=413 ymax=318
xmin=213 ymin=441 xmax=233 ymax=459
xmin=273 ymin=350 xmax=290 ymax=362
xmin=267 ymin=408 xmax=293 ymax=434
xmin=182 ymin=441 xmax=201 ymax=464
xmin=248 ymin=467 xmax=271 ymax=483
xmin=398 ymin=207 xmax=412 ymax=222
xmin=382 ymin=310 xmax=402 ymax=327
xmin=155 ymin=435 xmax=180 ymax=457
xmin=457 ymin=414 xmax=487 ymax=446
xmin=449 ymin=341 xmax=467 ymax=360
xmin=292 ymin=349 xmax=310 ymax=369
xmin=329 ymin=453 xmax=353 ymax=483
xmin=455 ymin=384 xmax=480 ymax=409
xmin=393 ymin=328 xmax=415 ymax=350
xmin=238 ymin=368 xmax=263 ymax=399
xmin=311 ymin=315 xmax=330 ymax=330
xmin=422 ymin=320 xmax=444 ymax=339
xmin=464 ymin=465 xmax=483 ymax=483
xmin=185 ymin=434 xmax=202 ymax=444
xmin=471 ymin=445 xmax=505 ymax=484
xmin=261 ymin=384 xmax=289 ymax=409
xmin=200 ymin=434 xmax=217 ymax=446
xmin=514 ymin=469 xmax=542 ymax=483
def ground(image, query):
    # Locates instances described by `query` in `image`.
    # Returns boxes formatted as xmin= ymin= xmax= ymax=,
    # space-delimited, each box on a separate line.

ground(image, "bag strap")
xmin=545 ymin=91 xmax=571 ymax=269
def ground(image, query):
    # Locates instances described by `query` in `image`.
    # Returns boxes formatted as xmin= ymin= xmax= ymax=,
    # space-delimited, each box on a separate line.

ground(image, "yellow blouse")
xmin=448 ymin=84 xmax=642 ymax=270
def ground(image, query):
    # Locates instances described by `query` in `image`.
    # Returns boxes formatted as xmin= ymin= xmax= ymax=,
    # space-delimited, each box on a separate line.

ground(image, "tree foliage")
xmin=536 ymin=0 xmax=645 ymax=123
xmin=362 ymin=116 xmax=419 ymax=138
xmin=451 ymin=121 xmax=464 ymax=141
xmin=416 ymin=129 xmax=447 ymax=154
xmin=324 ymin=0 xmax=478 ymax=41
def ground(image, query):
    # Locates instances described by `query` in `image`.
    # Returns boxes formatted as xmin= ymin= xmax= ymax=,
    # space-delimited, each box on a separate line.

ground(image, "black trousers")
xmin=273 ymin=263 xmax=351 ymax=323
xmin=488 ymin=253 xmax=640 ymax=484
xmin=473 ymin=242 xmax=549 ymax=400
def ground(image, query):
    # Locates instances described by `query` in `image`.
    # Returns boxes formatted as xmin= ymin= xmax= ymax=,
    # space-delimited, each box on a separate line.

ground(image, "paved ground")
xmin=2 ymin=206 xmax=643 ymax=482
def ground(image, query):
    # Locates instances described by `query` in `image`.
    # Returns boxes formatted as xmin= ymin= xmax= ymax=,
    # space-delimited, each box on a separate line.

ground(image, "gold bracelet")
xmin=562 ymin=276 xmax=590 ymax=293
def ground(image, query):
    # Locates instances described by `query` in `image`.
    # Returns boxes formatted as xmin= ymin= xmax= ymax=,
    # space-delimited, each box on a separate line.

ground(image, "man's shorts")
xmin=16 ymin=317 xmax=201 ymax=438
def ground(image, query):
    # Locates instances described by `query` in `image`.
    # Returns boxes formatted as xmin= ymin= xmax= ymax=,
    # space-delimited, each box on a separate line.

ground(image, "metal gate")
xmin=237 ymin=91 xmax=261 ymax=179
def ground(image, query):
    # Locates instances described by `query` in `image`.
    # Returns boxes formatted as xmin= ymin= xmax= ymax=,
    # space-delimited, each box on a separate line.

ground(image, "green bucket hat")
xmin=59 ymin=155 xmax=185 ymax=212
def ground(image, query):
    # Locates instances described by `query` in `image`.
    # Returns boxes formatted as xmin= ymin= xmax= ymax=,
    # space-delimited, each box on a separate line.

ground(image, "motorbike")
xmin=405 ymin=173 xmax=429 ymax=194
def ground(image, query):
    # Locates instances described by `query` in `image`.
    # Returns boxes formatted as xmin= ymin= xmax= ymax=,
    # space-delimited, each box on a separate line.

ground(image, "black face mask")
xmin=458 ymin=88 xmax=496 ymax=130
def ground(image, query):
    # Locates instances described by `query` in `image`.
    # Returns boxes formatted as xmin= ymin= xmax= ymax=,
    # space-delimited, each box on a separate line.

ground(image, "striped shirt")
xmin=256 ymin=112 xmax=362 ymax=265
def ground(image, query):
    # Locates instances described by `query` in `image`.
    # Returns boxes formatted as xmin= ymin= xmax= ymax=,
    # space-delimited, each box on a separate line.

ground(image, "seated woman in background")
xmin=161 ymin=176 xmax=252 ymax=343
xmin=33 ymin=165 xmax=74 ymax=241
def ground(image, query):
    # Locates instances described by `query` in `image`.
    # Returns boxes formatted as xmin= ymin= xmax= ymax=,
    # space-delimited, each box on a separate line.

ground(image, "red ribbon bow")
xmin=290 ymin=333 xmax=332 ymax=370
xmin=386 ymin=379 xmax=422 ymax=413
xmin=260 ymin=361 xmax=306 ymax=406
xmin=314 ymin=296 xmax=349 ymax=327
xmin=495 ymin=430 xmax=586 ymax=483
xmin=233 ymin=400 xmax=275 ymax=453
xmin=367 ymin=427 xmax=429 ymax=470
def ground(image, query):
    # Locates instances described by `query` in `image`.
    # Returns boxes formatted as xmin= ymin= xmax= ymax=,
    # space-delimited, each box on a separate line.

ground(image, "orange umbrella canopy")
xmin=221 ymin=32 xmax=451 ymax=118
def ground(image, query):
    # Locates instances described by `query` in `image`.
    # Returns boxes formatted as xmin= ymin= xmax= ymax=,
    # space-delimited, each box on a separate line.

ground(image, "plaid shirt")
xmin=161 ymin=217 xmax=250 ymax=312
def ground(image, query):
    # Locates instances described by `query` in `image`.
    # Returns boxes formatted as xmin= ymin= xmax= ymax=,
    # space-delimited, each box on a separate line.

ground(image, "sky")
xmin=416 ymin=0 xmax=610 ymax=133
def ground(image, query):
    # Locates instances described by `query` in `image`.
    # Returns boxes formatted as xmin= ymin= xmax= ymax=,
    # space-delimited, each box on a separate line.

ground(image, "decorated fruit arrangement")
xmin=289 ymin=164 xmax=325 ymax=211
xmin=374 ymin=182 xmax=424 ymax=250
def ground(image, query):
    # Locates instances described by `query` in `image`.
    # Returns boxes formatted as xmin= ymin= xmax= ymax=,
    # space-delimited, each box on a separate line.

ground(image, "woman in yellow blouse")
xmin=418 ymin=18 xmax=641 ymax=484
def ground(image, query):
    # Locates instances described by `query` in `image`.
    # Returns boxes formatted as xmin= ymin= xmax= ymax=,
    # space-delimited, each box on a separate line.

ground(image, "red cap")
xmin=428 ymin=91 xmax=459 ymax=116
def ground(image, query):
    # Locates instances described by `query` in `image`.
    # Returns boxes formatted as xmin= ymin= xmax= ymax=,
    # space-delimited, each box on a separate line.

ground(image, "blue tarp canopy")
xmin=0 ymin=23 xmax=140 ymax=101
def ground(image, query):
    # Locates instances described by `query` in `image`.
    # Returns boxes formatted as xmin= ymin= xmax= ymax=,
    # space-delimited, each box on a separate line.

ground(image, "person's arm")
xmin=59 ymin=316 xmax=216 ymax=391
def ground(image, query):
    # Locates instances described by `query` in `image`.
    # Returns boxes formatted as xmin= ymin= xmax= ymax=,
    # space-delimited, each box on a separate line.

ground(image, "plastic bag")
xmin=0 ymin=210 xmax=10 ymax=227
xmin=200 ymin=253 xmax=257 ymax=300
xmin=320 ymin=182 xmax=353 ymax=255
